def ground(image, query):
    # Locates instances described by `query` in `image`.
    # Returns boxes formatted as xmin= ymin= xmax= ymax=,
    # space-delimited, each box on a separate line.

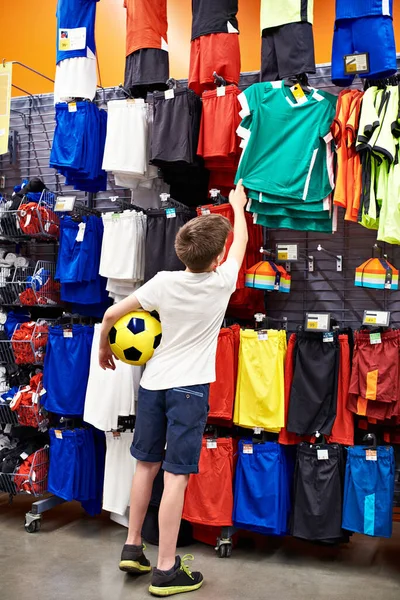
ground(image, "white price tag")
xmin=217 ymin=86 xmax=226 ymax=97
xmin=201 ymin=208 xmax=211 ymax=215
xmin=20 ymin=452 xmax=29 ymax=460
xmin=75 ymin=222 xmax=86 ymax=242
xmin=207 ymin=439 xmax=217 ymax=449
xmin=257 ymin=332 xmax=268 ymax=341
xmin=68 ymin=102 xmax=77 ymax=113
xmin=63 ymin=330 xmax=73 ymax=338
xmin=243 ymin=443 xmax=253 ymax=455
xmin=366 ymin=450 xmax=377 ymax=461
xmin=276 ymin=244 xmax=298 ymax=262
xmin=363 ymin=311 xmax=390 ymax=327
xmin=305 ymin=313 xmax=330 ymax=332
xmin=254 ymin=427 xmax=263 ymax=435
xmin=55 ymin=430 xmax=63 ymax=440
xmin=317 ymin=449 xmax=329 ymax=460
xmin=55 ymin=196 xmax=76 ymax=212
xmin=59 ymin=27 xmax=87 ymax=52
xmin=4 ymin=424 xmax=12 ymax=434
xmin=344 ymin=53 xmax=369 ymax=75
xmin=112 ymin=431 xmax=121 ymax=439
xmin=165 ymin=89 xmax=175 ymax=100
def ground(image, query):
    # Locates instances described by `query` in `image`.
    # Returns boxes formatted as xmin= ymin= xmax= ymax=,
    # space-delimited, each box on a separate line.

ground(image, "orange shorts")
xmin=189 ymin=33 xmax=241 ymax=96
xmin=182 ymin=437 xmax=235 ymax=527
xmin=208 ymin=325 xmax=240 ymax=423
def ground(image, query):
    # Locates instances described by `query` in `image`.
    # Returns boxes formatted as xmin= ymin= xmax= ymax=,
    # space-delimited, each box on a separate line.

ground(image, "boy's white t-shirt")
xmin=134 ymin=258 xmax=239 ymax=390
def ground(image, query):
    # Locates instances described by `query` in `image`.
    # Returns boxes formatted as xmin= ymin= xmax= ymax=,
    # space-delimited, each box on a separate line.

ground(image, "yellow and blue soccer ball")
xmin=108 ymin=311 xmax=162 ymax=366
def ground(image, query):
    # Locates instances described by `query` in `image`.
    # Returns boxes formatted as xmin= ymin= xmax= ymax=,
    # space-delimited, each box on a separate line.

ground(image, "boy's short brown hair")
xmin=175 ymin=214 xmax=232 ymax=272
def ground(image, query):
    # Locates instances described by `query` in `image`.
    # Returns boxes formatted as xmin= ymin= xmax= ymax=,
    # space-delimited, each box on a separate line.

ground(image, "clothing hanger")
xmin=284 ymin=73 xmax=311 ymax=93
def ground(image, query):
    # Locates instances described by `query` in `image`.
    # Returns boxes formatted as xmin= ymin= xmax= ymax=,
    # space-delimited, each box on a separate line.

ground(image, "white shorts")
xmin=113 ymin=169 xmax=158 ymax=190
xmin=102 ymin=100 xmax=148 ymax=174
xmin=83 ymin=324 xmax=139 ymax=431
xmin=99 ymin=210 xmax=146 ymax=281
xmin=106 ymin=279 xmax=141 ymax=300
xmin=54 ymin=56 xmax=97 ymax=104
xmin=103 ymin=432 xmax=137 ymax=516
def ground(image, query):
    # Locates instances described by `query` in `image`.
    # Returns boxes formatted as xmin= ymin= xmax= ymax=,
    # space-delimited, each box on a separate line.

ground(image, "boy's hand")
xmin=229 ymin=179 xmax=247 ymax=211
xmin=99 ymin=343 xmax=118 ymax=371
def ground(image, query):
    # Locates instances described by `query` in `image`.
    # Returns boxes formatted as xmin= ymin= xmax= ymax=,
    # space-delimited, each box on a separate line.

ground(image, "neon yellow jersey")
xmin=261 ymin=0 xmax=314 ymax=31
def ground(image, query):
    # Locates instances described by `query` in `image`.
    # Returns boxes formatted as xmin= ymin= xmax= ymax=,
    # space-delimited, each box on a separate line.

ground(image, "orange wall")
xmin=1 ymin=0 xmax=399 ymax=97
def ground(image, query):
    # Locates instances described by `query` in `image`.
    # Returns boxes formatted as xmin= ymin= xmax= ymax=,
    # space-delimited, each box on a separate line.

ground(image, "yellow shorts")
xmin=234 ymin=329 xmax=287 ymax=432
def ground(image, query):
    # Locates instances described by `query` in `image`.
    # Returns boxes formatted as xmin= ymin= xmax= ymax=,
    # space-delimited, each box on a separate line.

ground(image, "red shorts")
xmin=326 ymin=335 xmax=354 ymax=445
xmin=189 ymin=33 xmax=241 ymax=97
xmin=197 ymin=85 xmax=241 ymax=159
xmin=182 ymin=437 xmax=235 ymax=527
xmin=208 ymin=325 xmax=240 ymax=423
xmin=347 ymin=330 xmax=400 ymax=420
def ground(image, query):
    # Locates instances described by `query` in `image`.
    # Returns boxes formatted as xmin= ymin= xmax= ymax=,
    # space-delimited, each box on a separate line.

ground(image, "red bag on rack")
xmin=14 ymin=452 xmax=41 ymax=494
xmin=11 ymin=322 xmax=49 ymax=364
xmin=10 ymin=372 xmax=44 ymax=428
xmin=17 ymin=202 xmax=59 ymax=237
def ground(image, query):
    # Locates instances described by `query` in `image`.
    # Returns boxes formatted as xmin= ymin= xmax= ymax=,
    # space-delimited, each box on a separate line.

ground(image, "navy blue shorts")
xmin=131 ymin=385 xmax=209 ymax=475
xmin=332 ymin=15 xmax=397 ymax=87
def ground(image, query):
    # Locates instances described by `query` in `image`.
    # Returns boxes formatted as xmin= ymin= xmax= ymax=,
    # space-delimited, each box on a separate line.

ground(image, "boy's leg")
xmin=126 ymin=460 xmax=162 ymax=545
xmin=157 ymin=472 xmax=189 ymax=570
xmin=149 ymin=384 xmax=209 ymax=596
xmin=120 ymin=386 xmax=166 ymax=574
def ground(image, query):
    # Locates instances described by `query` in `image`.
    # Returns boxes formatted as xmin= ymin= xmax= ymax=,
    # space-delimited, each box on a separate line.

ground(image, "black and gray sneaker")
xmin=149 ymin=554 xmax=203 ymax=597
xmin=119 ymin=543 xmax=151 ymax=575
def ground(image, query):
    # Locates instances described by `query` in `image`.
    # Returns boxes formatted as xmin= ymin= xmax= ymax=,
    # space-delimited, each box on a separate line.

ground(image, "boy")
xmin=99 ymin=181 xmax=248 ymax=596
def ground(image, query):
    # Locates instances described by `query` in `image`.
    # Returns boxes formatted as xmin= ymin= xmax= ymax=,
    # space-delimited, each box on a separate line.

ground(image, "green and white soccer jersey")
xmin=235 ymin=81 xmax=337 ymax=203
xmin=261 ymin=0 xmax=314 ymax=31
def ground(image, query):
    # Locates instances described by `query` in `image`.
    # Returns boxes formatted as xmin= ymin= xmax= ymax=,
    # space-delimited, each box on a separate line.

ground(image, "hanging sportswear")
xmin=261 ymin=0 xmax=314 ymax=31
xmin=124 ymin=0 xmax=168 ymax=56
xmin=56 ymin=0 xmax=99 ymax=64
xmin=335 ymin=0 xmax=393 ymax=20
xmin=191 ymin=0 xmax=239 ymax=41
xmin=236 ymin=81 xmax=336 ymax=202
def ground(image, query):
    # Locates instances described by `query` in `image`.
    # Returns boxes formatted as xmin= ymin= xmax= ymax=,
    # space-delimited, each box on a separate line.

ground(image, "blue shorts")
xmin=233 ymin=441 xmax=293 ymax=536
xmin=48 ymin=428 xmax=78 ymax=501
xmin=50 ymin=102 xmax=88 ymax=172
xmin=48 ymin=427 xmax=104 ymax=515
xmin=56 ymin=215 xmax=105 ymax=304
xmin=332 ymin=16 xmax=397 ymax=87
xmin=131 ymin=385 xmax=209 ymax=475
xmin=43 ymin=325 xmax=94 ymax=416
xmin=342 ymin=446 xmax=395 ymax=538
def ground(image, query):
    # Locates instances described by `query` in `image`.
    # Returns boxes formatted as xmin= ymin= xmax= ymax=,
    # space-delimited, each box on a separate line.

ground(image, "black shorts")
xmin=261 ymin=21 xmax=316 ymax=81
xmin=287 ymin=332 xmax=339 ymax=436
xmin=124 ymin=48 xmax=169 ymax=91
xmin=291 ymin=443 xmax=347 ymax=542
xmin=150 ymin=88 xmax=202 ymax=165
xmin=162 ymin=162 xmax=210 ymax=207
xmin=144 ymin=207 xmax=195 ymax=282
